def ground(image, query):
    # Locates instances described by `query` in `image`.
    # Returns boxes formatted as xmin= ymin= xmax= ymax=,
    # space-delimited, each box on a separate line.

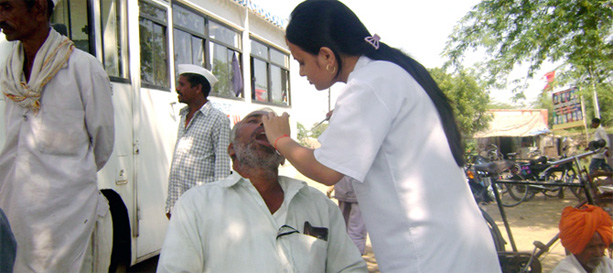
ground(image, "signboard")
xmin=552 ymin=87 xmax=583 ymax=130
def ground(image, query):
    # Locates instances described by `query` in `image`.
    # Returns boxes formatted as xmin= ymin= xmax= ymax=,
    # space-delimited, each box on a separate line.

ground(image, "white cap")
xmin=177 ymin=64 xmax=218 ymax=87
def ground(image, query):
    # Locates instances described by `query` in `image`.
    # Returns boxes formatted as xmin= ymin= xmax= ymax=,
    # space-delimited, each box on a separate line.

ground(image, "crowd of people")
xmin=0 ymin=0 xmax=611 ymax=272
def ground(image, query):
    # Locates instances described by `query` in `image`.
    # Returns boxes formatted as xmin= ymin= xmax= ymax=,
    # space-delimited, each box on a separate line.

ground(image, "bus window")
xmin=139 ymin=0 xmax=169 ymax=89
xmin=101 ymin=0 xmax=129 ymax=79
xmin=52 ymin=0 xmax=92 ymax=54
xmin=250 ymin=40 xmax=290 ymax=106
xmin=210 ymin=43 xmax=241 ymax=98
xmin=251 ymin=57 xmax=268 ymax=103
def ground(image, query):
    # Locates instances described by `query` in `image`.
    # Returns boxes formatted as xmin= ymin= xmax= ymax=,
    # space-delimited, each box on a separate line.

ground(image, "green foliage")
xmin=532 ymin=90 xmax=555 ymax=126
xmin=429 ymin=68 xmax=492 ymax=140
xmin=488 ymin=101 xmax=518 ymax=109
xmin=581 ymin=84 xmax=613 ymax=127
xmin=211 ymin=59 xmax=235 ymax=97
xmin=310 ymin=122 xmax=328 ymax=139
xmin=296 ymin=122 xmax=310 ymax=146
xmin=296 ymin=121 xmax=329 ymax=147
xmin=444 ymin=0 xmax=613 ymax=116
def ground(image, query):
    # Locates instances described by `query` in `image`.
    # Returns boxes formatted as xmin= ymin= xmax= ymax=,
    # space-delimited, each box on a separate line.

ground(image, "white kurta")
xmin=552 ymin=254 xmax=613 ymax=273
xmin=593 ymin=126 xmax=610 ymax=159
xmin=315 ymin=56 xmax=501 ymax=272
xmin=157 ymin=173 xmax=367 ymax=273
xmin=0 ymin=48 xmax=114 ymax=272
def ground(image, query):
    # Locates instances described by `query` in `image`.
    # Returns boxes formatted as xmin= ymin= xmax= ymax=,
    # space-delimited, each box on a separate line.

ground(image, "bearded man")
xmin=552 ymin=204 xmax=613 ymax=273
xmin=157 ymin=109 xmax=367 ymax=273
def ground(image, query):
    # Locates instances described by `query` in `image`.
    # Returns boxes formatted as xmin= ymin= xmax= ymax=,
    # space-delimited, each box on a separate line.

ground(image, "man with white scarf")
xmin=0 ymin=0 xmax=114 ymax=272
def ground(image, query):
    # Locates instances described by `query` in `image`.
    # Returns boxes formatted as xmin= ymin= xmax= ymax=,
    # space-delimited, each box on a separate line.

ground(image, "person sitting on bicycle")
xmin=552 ymin=204 xmax=613 ymax=273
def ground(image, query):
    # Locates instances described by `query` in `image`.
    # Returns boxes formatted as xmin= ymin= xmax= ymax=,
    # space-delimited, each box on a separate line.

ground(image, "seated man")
xmin=553 ymin=204 xmax=613 ymax=273
xmin=157 ymin=110 xmax=367 ymax=273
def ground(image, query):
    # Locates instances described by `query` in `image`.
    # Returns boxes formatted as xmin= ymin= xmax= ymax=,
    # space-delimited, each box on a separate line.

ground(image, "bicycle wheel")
xmin=501 ymin=186 xmax=530 ymax=207
xmin=505 ymin=175 xmax=534 ymax=205
xmin=566 ymin=168 xmax=585 ymax=201
xmin=543 ymin=173 xmax=564 ymax=198
xmin=499 ymin=252 xmax=543 ymax=273
xmin=481 ymin=208 xmax=506 ymax=252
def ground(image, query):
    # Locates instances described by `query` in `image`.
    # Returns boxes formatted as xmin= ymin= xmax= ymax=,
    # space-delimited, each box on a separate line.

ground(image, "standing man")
xmin=0 ymin=0 xmax=115 ymax=272
xmin=165 ymin=64 xmax=231 ymax=218
xmin=553 ymin=204 xmax=613 ymax=273
xmin=589 ymin=118 xmax=612 ymax=173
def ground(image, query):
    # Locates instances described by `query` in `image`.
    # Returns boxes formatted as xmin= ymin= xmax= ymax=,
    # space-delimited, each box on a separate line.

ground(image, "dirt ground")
xmin=481 ymin=190 xmax=577 ymax=272
xmin=361 ymin=188 xmax=584 ymax=273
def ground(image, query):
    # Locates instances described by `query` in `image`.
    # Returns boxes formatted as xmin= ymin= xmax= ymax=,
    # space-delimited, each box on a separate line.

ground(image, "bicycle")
xmin=488 ymin=149 xmax=566 ymax=205
xmin=475 ymin=141 xmax=609 ymax=272
xmin=480 ymin=143 xmax=504 ymax=162
xmin=466 ymin=154 xmax=514 ymax=205
xmin=505 ymin=154 xmax=578 ymax=204
xmin=472 ymin=160 xmax=525 ymax=207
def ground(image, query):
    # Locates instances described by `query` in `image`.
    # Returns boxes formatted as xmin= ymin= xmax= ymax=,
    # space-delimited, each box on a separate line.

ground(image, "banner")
xmin=552 ymin=87 xmax=583 ymax=130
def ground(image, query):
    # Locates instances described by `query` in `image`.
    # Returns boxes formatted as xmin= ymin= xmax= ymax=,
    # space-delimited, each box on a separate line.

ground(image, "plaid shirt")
xmin=166 ymin=102 xmax=231 ymax=213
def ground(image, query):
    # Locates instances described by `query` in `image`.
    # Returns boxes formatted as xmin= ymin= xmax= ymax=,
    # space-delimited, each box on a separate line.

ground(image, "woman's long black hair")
xmin=286 ymin=0 xmax=465 ymax=167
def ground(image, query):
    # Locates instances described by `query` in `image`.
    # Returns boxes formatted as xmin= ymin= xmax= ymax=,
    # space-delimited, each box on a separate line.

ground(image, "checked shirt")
xmin=165 ymin=101 xmax=231 ymax=213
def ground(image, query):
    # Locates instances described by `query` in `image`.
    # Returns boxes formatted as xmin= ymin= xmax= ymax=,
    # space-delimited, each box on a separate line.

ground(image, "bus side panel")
xmin=96 ymin=81 xmax=136 ymax=257
xmin=135 ymin=86 xmax=178 ymax=258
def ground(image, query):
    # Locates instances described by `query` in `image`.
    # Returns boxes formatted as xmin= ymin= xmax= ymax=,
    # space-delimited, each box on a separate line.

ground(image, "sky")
xmin=253 ymin=0 xmax=556 ymax=126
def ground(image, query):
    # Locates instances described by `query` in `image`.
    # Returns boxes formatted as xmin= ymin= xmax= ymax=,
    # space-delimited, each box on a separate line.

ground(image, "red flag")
xmin=543 ymin=71 xmax=555 ymax=91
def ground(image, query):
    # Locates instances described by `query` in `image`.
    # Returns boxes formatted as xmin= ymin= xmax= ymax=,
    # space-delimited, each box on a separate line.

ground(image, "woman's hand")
xmin=262 ymin=111 xmax=344 ymax=186
xmin=262 ymin=112 xmax=291 ymax=146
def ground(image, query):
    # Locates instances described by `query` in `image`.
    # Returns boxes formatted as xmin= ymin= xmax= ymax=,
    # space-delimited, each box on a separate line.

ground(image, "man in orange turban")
xmin=552 ymin=204 xmax=613 ymax=272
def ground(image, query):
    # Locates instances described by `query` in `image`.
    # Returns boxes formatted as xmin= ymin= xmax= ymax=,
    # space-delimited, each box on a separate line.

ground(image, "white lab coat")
xmin=315 ymin=56 xmax=501 ymax=272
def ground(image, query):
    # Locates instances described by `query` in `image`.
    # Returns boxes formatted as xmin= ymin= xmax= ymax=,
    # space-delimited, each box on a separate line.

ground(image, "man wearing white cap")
xmin=165 ymin=64 xmax=231 ymax=219
xmin=0 ymin=0 xmax=114 ymax=272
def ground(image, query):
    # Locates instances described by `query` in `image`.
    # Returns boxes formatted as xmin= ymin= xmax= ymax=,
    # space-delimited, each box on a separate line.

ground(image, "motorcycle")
xmin=466 ymin=155 xmax=495 ymax=204
xmin=466 ymin=154 xmax=517 ymax=205
xmin=508 ymin=148 xmax=577 ymax=202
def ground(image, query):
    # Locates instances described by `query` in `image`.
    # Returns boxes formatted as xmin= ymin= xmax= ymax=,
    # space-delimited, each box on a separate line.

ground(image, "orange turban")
xmin=558 ymin=204 xmax=612 ymax=255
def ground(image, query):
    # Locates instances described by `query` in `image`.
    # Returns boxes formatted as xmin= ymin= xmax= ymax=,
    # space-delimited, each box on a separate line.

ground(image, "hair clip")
xmin=364 ymin=34 xmax=380 ymax=50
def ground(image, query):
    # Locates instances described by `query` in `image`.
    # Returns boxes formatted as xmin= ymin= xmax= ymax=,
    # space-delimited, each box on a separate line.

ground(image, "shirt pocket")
xmin=33 ymin=106 xmax=88 ymax=156
xmin=284 ymin=233 xmax=327 ymax=273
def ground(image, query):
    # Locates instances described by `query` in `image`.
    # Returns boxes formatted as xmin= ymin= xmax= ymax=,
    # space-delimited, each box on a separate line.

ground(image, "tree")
xmin=488 ymin=101 xmax=517 ymax=110
xmin=296 ymin=122 xmax=329 ymax=147
xmin=532 ymin=90 xmax=555 ymax=126
xmin=429 ymin=68 xmax=491 ymax=139
xmin=444 ymin=0 xmax=613 ymax=121
xmin=309 ymin=122 xmax=328 ymax=139
xmin=296 ymin=122 xmax=310 ymax=147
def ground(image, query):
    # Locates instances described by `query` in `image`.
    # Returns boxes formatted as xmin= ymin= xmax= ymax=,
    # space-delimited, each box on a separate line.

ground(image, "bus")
xmin=0 ymin=0 xmax=295 ymax=269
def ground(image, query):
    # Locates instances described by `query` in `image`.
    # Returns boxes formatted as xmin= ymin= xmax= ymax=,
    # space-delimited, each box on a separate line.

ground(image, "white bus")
xmin=0 ymin=0 xmax=295 ymax=269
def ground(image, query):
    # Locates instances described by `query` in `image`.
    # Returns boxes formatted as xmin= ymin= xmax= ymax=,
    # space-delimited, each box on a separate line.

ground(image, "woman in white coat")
xmin=262 ymin=1 xmax=501 ymax=272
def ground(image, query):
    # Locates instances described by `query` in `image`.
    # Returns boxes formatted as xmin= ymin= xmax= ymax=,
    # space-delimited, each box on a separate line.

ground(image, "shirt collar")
xmin=179 ymin=100 xmax=213 ymax=116
xmin=221 ymin=172 xmax=309 ymax=201
xmin=347 ymin=55 xmax=372 ymax=82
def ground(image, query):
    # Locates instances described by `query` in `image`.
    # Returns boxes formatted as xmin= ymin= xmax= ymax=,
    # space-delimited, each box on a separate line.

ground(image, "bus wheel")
xmin=101 ymin=190 xmax=131 ymax=273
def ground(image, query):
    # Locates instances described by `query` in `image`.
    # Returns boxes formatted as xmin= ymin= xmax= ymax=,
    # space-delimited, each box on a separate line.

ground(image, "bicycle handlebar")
xmin=547 ymin=147 xmax=607 ymax=166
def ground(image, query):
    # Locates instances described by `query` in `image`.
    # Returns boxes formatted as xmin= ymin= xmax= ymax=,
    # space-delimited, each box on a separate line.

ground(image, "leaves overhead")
xmin=429 ymin=68 xmax=492 ymax=139
xmin=444 ymin=0 xmax=613 ymax=100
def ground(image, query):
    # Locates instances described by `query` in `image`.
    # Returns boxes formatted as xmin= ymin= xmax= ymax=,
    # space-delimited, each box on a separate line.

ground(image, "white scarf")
xmin=1 ymin=28 xmax=74 ymax=113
